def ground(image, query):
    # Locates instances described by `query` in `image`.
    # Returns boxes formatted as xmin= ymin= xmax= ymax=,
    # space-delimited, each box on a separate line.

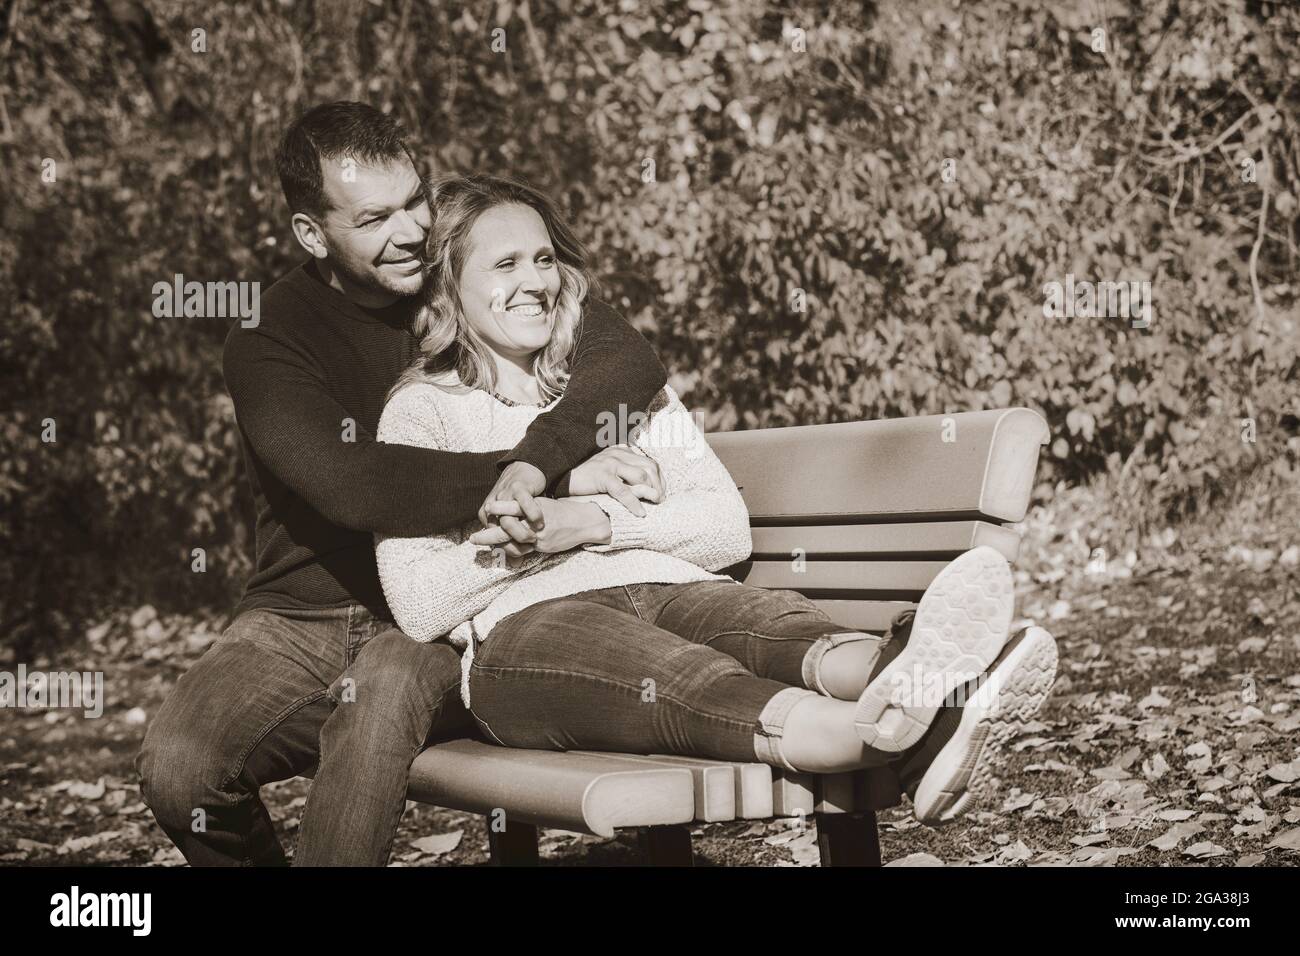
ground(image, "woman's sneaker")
xmin=854 ymin=545 xmax=1014 ymax=751
xmin=898 ymin=626 xmax=1059 ymax=826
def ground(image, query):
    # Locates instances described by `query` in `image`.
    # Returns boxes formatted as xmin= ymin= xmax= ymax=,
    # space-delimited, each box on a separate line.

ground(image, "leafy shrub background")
xmin=2 ymin=0 xmax=1297 ymax=654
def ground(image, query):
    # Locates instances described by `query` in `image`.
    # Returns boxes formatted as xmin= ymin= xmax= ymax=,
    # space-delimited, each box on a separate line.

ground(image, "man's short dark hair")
xmin=275 ymin=101 xmax=415 ymax=218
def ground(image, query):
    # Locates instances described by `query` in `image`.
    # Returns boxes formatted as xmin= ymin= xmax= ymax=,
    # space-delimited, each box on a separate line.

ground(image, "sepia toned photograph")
xmin=1 ymin=0 xmax=1297 ymax=919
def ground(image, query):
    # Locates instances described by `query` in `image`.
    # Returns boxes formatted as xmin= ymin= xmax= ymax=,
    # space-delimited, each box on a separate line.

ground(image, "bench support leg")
xmin=816 ymin=811 xmax=882 ymax=867
xmin=487 ymin=818 xmax=539 ymax=866
xmin=638 ymin=825 xmax=695 ymax=866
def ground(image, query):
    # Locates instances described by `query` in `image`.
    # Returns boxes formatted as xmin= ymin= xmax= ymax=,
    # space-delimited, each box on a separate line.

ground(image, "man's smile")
xmin=383 ymin=255 xmax=422 ymax=273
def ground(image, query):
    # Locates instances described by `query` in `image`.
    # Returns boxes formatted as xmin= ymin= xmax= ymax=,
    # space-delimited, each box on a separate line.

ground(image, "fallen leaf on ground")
xmin=409 ymin=831 xmax=462 ymax=857
xmin=1075 ymin=847 xmax=1140 ymax=866
xmin=1142 ymin=753 xmax=1169 ymax=780
xmin=996 ymin=840 xmax=1034 ymax=864
xmin=1115 ymin=746 xmax=1142 ymax=770
xmin=885 ymin=852 xmax=944 ymax=867
xmin=1148 ymin=821 xmax=1203 ymax=851
xmin=1002 ymin=790 xmax=1038 ymax=812
xmin=786 ymin=829 xmax=820 ymax=866
xmin=1091 ymin=766 xmax=1132 ymax=781
xmin=57 ymin=831 xmax=123 ymax=855
xmin=1237 ymin=804 xmax=1270 ymax=824
xmin=1266 ymin=761 xmax=1300 ymax=783
xmin=1025 ymin=760 xmax=1080 ymax=773
xmin=65 ymin=779 xmax=106 ymax=800
xmin=1070 ymin=832 xmax=1110 ymax=847
xmin=1266 ymin=828 xmax=1300 ymax=851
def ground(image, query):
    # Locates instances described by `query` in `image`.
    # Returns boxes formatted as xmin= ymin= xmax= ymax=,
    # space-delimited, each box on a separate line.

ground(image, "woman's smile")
xmin=503 ymin=300 xmax=548 ymax=322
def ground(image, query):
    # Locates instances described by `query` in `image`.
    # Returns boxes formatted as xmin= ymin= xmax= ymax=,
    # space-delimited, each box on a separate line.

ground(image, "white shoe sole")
xmin=854 ymin=546 xmax=1014 ymax=751
xmin=912 ymin=626 xmax=1059 ymax=826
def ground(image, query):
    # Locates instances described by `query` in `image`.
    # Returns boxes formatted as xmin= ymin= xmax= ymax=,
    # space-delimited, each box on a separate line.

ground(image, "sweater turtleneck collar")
xmin=293 ymin=259 xmax=420 ymax=333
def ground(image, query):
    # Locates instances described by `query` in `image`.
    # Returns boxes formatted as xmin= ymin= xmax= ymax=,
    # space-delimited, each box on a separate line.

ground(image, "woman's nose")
xmin=518 ymin=261 xmax=545 ymax=292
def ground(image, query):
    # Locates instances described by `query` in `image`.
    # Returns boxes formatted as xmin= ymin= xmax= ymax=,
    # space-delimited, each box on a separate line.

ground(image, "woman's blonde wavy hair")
xmin=391 ymin=174 xmax=593 ymax=403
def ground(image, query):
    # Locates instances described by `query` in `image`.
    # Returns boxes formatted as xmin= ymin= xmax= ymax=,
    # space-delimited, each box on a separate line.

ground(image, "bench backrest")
xmin=706 ymin=408 xmax=1049 ymax=633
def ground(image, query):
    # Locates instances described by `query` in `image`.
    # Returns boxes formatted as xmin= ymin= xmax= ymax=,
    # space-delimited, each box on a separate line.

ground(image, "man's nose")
xmin=391 ymin=208 xmax=426 ymax=248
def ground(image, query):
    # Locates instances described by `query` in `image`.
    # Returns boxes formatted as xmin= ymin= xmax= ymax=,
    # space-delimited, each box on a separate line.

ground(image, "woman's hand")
xmin=470 ymin=497 xmax=611 ymax=554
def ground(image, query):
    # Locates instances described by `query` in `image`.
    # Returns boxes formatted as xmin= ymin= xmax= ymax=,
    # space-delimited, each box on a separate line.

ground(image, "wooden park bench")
xmin=402 ymin=407 xmax=1052 ymax=866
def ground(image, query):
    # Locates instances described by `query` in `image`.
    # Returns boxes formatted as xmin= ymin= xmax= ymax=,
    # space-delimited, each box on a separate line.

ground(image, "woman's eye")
xmin=538 ymin=255 xmax=555 ymax=266
xmin=496 ymin=260 xmax=515 ymax=270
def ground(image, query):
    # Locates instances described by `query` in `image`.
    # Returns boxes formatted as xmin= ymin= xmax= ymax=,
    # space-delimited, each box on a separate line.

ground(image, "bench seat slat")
xmin=407 ymin=740 xmax=694 ymax=837
xmin=772 ymin=770 xmax=817 ymax=818
xmin=574 ymin=752 xmax=736 ymax=822
xmin=749 ymin=520 xmax=1020 ymax=562
xmin=647 ymin=755 xmax=775 ymax=819
xmin=730 ymin=559 xmax=949 ymax=600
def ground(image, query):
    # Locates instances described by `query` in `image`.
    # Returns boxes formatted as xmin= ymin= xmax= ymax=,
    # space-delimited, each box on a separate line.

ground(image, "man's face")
xmin=315 ymin=157 xmax=432 ymax=304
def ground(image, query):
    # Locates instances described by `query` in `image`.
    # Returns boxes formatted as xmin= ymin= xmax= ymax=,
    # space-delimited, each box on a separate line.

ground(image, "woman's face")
xmin=457 ymin=203 xmax=562 ymax=359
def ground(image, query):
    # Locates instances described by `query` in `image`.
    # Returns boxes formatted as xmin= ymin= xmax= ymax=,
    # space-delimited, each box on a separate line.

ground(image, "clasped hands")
xmin=469 ymin=445 xmax=663 ymax=557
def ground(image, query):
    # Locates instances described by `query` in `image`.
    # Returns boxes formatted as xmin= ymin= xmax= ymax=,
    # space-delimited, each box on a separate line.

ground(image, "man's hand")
xmin=565 ymin=445 xmax=663 ymax=517
xmin=477 ymin=461 xmax=546 ymax=557
xmin=470 ymin=498 xmax=611 ymax=554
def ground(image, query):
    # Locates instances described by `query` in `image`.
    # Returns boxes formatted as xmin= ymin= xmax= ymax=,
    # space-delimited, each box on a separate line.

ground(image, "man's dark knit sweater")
xmin=223 ymin=261 xmax=666 ymax=620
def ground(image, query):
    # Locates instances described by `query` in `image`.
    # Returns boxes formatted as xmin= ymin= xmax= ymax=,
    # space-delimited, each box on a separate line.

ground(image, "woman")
xmin=375 ymin=174 xmax=1058 ymax=824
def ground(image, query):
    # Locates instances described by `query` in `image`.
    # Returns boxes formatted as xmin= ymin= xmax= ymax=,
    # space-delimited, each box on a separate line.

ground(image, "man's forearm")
xmin=312 ymin=440 xmax=506 ymax=536
xmin=504 ymin=298 xmax=666 ymax=488
xmin=225 ymin=334 xmax=508 ymax=537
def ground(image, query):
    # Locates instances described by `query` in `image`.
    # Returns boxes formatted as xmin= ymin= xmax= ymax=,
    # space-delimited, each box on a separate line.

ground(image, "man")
xmin=136 ymin=101 xmax=667 ymax=866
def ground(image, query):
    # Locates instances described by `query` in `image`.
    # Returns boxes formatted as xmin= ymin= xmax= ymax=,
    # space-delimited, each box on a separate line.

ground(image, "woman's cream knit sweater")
xmin=374 ymin=378 xmax=753 ymax=704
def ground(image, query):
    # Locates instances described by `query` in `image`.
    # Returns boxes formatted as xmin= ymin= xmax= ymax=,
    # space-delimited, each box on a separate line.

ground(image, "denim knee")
xmin=136 ymin=719 xmax=232 ymax=831
xmin=328 ymin=631 xmax=460 ymax=739
xmin=658 ymin=642 xmax=754 ymax=700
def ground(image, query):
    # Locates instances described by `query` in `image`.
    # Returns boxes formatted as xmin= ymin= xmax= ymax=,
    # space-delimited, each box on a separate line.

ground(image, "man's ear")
xmin=290 ymin=211 xmax=329 ymax=259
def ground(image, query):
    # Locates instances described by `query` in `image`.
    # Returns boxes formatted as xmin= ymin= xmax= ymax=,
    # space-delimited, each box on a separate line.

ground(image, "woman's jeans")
xmin=468 ymin=581 xmax=884 ymax=769
xmin=135 ymin=605 xmax=471 ymax=866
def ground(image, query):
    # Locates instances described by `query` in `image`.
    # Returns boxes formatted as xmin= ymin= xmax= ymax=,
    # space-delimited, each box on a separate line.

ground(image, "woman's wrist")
xmin=579 ymin=501 xmax=612 ymax=546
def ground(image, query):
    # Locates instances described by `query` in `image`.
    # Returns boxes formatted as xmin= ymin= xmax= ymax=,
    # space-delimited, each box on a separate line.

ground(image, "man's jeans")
xmin=135 ymin=605 xmax=469 ymax=866
xmin=469 ymin=581 xmax=885 ymax=769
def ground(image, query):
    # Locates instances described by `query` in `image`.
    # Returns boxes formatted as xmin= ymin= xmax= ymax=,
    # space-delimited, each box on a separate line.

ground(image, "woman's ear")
xmin=290 ymin=212 xmax=329 ymax=259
